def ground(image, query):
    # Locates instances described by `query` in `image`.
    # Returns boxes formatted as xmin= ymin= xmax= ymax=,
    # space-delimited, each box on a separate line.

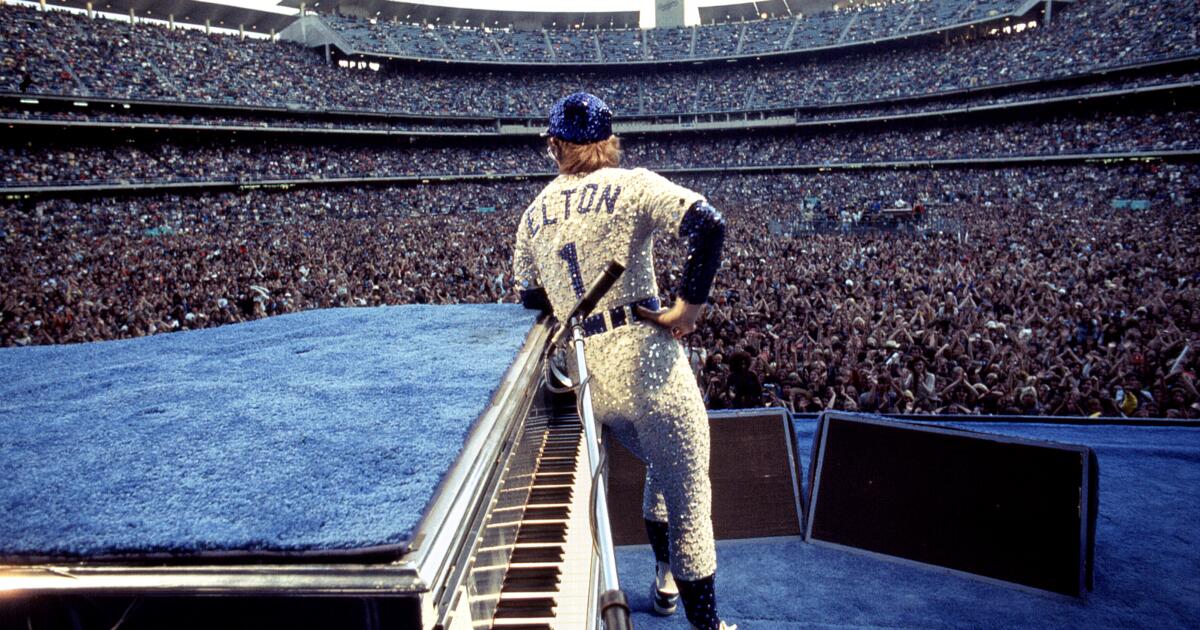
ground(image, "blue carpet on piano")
xmin=0 ymin=304 xmax=538 ymax=560
xmin=617 ymin=420 xmax=1200 ymax=629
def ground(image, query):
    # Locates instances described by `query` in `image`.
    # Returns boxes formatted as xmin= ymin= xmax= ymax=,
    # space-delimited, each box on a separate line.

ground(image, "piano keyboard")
xmin=491 ymin=412 xmax=597 ymax=629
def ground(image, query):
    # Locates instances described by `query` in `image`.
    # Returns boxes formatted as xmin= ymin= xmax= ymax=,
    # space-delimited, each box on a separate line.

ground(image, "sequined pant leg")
xmin=585 ymin=325 xmax=717 ymax=581
xmin=642 ymin=465 xmax=670 ymax=523
xmin=633 ymin=390 xmax=714 ymax=580
xmin=602 ymin=420 xmax=670 ymax=523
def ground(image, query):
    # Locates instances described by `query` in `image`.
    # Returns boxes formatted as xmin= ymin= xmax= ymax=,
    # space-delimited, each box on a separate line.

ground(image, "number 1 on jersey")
xmin=558 ymin=242 xmax=586 ymax=298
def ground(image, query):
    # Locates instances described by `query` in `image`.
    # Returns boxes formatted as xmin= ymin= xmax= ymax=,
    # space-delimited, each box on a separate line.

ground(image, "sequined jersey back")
xmin=512 ymin=167 xmax=705 ymax=317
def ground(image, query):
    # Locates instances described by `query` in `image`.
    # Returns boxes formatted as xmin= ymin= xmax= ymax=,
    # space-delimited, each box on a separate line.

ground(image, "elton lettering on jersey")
xmin=525 ymin=184 xmax=622 ymax=239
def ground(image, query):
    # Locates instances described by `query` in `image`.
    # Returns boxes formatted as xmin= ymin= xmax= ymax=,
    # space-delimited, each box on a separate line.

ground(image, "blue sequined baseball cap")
xmin=546 ymin=92 xmax=613 ymax=144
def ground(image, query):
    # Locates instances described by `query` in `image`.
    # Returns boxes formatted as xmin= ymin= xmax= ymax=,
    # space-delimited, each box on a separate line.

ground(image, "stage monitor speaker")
xmin=806 ymin=412 xmax=1098 ymax=598
xmin=606 ymin=408 xmax=804 ymax=546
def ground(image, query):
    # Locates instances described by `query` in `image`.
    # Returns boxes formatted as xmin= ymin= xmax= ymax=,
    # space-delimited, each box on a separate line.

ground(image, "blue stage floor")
xmin=0 ymin=305 xmax=537 ymax=560
xmin=618 ymin=420 xmax=1200 ymax=629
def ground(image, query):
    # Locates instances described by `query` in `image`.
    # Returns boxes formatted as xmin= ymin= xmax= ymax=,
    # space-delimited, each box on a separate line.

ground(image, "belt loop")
xmin=582 ymin=313 xmax=606 ymax=337
xmin=610 ymin=304 xmax=628 ymax=328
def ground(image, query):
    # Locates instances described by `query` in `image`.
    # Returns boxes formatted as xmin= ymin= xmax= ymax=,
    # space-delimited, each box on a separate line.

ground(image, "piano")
xmin=0 ymin=313 xmax=606 ymax=629
xmin=474 ymin=376 xmax=600 ymax=630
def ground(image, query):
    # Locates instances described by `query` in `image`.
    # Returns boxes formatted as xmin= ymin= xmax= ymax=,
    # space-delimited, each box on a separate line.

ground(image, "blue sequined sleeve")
xmin=676 ymin=201 xmax=726 ymax=304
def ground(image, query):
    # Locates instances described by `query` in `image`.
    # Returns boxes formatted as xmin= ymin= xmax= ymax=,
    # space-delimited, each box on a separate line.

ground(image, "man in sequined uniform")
xmin=512 ymin=92 xmax=733 ymax=630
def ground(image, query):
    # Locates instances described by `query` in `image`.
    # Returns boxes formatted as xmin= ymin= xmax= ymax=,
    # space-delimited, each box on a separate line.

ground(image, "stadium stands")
xmin=3 ymin=163 xmax=1197 ymax=418
xmin=2 ymin=1 xmax=1197 ymax=116
xmin=319 ymin=0 xmax=1031 ymax=62
xmin=5 ymin=69 xmax=1191 ymax=141
xmin=598 ymin=28 xmax=644 ymax=62
xmin=3 ymin=108 xmax=1195 ymax=187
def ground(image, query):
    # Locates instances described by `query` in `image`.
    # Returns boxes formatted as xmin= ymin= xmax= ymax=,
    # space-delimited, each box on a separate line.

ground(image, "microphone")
xmin=570 ymin=260 xmax=626 ymax=323
xmin=554 ymin=260 xmax=625 ymax=346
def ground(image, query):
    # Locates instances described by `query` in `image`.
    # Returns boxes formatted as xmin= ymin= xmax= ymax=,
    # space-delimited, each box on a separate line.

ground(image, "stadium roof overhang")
xmin=37 ymin=0 xmax=879 ymax=32
xmin=43 ymin=0 xmax=299 ymax=33
xmin=277 ymin=1 xmax=639 ymax=30
xmin=278 ymin=1 xmax=853 ymax=29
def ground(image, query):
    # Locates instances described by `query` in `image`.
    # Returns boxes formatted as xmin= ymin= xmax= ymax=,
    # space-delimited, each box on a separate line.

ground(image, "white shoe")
xmin=651 ymin=561 xmax=679 ymax=616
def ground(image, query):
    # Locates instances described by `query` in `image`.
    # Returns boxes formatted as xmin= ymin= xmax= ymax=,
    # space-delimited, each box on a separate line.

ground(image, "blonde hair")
xmin=549 ymin=136 xmax=621 ymax=175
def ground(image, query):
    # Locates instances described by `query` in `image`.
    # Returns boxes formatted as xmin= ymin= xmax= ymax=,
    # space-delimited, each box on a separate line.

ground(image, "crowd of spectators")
xmin=0 ymin=181 xmax=539 ymax=346
xmin=4 ymin=108 xmax=1194 ymax=187
xmin=669 ymin=165 xmax=1198 ymax=419
xmin=3 ymin=163 xmax=1197 ymax=418
xmin=0 ymin=106 xmax=497 ymax=133
xmin=787 ymin=70 xmax=1199 ymax=123
xmin=325 ymin=0 xmax=1028 ymax=62
xmin=629 ymin=109 xmax=1197 ymax=168
xmin=0 ymin=139 xmax=531 ymax=185
xmin=2 ymin=1 xmax=1197 ymax=117
xmin=5 ymin=69 xmax=1195 ymax=135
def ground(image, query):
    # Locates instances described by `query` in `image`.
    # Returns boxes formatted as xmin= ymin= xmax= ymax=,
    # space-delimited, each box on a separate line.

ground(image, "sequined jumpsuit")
xmin=512 ymin=166 xmax=724 ymax=581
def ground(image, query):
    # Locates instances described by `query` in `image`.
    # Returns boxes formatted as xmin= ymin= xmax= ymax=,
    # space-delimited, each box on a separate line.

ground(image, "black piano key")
xmin=541 ymin=449 xmax=578 ymax=456
xmin=494 ymin=597 xmax=557 ymax=617
xmin=510 ymin=546 xmax=564 ymax=564
xmin=532 ymin=472 xmax=573 ymax=485
xmin=521 ymin=505 xmax=569 ymax=520
xmin=527 ymin=486 xmax=572 ymax=504
xmin=535 ymin=461 xmax=574 ymax=469
xmin=536 ymin=462 xmax=575 ymax=475
xmin=516 ymin=522 xmax=567 ymax=544
xmin=532 ymin=466 xmax=572 ymax=477
xmin=501 ymin=567 xmax=561 ymax=592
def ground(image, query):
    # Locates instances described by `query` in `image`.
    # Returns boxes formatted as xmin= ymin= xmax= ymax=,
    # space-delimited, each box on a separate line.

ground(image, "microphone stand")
xmin=555 ymin=261 xmax=633 ymax=630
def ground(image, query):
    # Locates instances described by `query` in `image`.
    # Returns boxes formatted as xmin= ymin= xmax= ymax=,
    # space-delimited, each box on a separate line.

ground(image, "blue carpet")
xmin=0 ymin=305 xmax=538 ymax=561
xmin=618 ymin=420 xmax=1200 ymax=629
